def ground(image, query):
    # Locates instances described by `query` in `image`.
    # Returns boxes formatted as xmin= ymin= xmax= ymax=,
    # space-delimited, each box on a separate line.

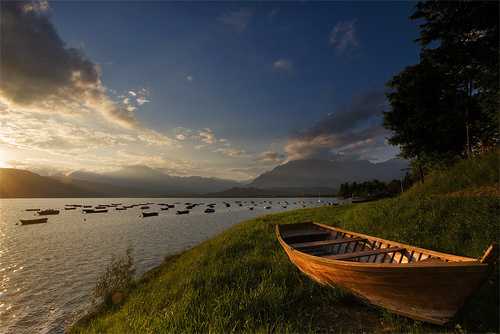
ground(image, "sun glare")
xmin=0 ymin=151 xmax=8 ymax=168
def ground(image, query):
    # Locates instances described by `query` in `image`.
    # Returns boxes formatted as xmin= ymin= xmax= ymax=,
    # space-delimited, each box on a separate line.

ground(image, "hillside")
xmin=249 ymin=158 xmax=408 ymax=190
xmin=0 ymin=168 xmax=89 ymax=198
xmin=71 ymin=151 xmax=499 ymax=333
xmin=67 ymin=165 xmax=241 ymax=195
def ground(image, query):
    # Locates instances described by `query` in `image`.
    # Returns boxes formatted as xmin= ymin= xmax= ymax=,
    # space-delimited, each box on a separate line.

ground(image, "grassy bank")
xmin=71 ymin=153 xmax=499 ymax=333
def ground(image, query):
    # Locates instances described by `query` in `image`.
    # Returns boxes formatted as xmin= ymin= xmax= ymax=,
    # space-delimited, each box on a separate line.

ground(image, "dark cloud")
xmin=0 ymin=1 xmax=138 ymax=128
xmin=285 ymin=91 xmax=393 ymax=161
xmin=1 ymin=2 xmax=97 ymax=104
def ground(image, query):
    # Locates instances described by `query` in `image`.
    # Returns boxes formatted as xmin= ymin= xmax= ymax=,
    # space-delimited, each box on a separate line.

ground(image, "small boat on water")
xmin=176 ymin=210 xmax=189 ymax=215
xmin=140 ymin=206 xmax=150 ymax=210
xmin=65 ymin=207 xmax=77 ymax=210
xmin=25 ymin=208 xmax=40 ymax=212
xmin=38 ymin=209 xmax=60 ymax=216
xmin=83 ymin=209 xmax=108 ymax=214
xmin=142 ymin=212 xmax=158 ymax=217
xmin=116 ymin=207 xmax=127 ymax=211
xmin=160 ymin=207 xmax=169 ymax=211
xmin=204 ymin=208 xmax=215 ymax=213
xmin=264 ymin=206 xmax=271 ymax=210
xmin=20 ymin=218 xmax=48 ymax=225
xmin=276 ymin=222 xmax=497 ymax=325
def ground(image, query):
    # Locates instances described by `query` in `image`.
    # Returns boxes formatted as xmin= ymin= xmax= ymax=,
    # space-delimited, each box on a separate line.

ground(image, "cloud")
xmin=214 ymin=147 xmax=246 ymax=158
xmin=199 ymin=128 xmax=216 ymax=145
xmin=186 ymin=75 xmax=193 ymax=82
xmin=0 ymin=2 xmax=139 ymax=129
xmin=218 ymin=8 xmax=254 ymax=32
xmin=256 ymin=150 xmax=285 ymax=163
xmin=284 ymin=91 xmax=393 ymax=161
xmin=273 ymin=58 xmax=293 ymax=72
xmin=329 ymin=19 xmax=358 ymax=53
xmin=176 ymin=134 xmax=186 ymax=141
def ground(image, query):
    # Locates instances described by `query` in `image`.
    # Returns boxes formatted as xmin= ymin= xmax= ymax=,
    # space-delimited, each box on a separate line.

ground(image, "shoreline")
xmin=70 ymin=197 xmax=499 ymax=333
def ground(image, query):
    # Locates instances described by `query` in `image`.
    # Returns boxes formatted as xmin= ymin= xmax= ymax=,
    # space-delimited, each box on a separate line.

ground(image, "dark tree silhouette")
xmin=384 ymin=1 xmax=499 ymax=164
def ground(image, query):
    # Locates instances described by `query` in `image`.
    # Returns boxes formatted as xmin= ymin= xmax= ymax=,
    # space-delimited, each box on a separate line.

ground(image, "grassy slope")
xmin=71 ymin=152 xmax=499 ymax=333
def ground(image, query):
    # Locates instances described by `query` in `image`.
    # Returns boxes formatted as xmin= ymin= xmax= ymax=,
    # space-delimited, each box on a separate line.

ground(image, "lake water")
xmin=0 ymin=197 xmax=334 ymax=334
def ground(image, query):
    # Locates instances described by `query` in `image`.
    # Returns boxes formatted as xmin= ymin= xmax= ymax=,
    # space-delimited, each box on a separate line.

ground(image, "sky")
xmin=0 ymin=1 xmax=420 ymax=181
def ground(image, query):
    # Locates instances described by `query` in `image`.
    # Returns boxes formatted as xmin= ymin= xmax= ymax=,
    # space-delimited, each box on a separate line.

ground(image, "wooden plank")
xmin=283 ymin=230 xmax=330 ymax=239
xmin=291 ymin=237 xmax=366 ymax=249
xmin=325 ymin=247 xmax=404 ymax=261
xmin=315 ymin=223 xmax=477 ymax=262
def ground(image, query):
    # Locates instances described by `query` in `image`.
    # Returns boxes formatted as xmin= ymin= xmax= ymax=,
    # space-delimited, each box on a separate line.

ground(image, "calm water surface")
xmin=0 ymin=197 xmax=334 ymax=334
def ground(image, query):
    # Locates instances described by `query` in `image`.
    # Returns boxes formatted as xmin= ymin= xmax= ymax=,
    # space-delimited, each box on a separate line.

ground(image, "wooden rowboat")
xmin=20 ymin=218 xmax=48 ymax=225
xmin=142 ymin=212 xmax=158 ymax=217
xmin=276 ymin=222 xmax=497 ymax=325
xmin=38 ymin=209 xmax=60 ymax=215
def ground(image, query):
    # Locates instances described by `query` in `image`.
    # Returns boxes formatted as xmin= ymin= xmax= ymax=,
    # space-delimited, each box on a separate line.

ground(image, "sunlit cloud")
xmin=284 ymin=91 xmax=394 ymax=162
xmin=256 ymin=150 xmax=285 ymax=163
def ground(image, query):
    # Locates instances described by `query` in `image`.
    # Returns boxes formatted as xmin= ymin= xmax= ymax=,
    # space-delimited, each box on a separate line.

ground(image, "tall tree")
xmin=384 ymin=1 xmax=499 ymax=162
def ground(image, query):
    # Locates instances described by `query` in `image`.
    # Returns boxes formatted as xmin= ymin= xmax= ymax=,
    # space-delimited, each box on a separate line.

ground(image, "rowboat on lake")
xmin=276 ymin=222 xmax=497 ymax=325
xmin=38 ymin=209 xmax=60 ymax=215
xmin=20 ymin=217 xmax=48 ymax=225
xmin=176 ymin=210 xmax=189 ymax=215
xmin=142 ymin=212 xmax=158 ymax=217
xmin=83 ymin=209 xmax=108 ymax=214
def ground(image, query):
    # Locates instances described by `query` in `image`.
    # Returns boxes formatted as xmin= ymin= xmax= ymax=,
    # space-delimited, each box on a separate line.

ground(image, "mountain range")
xmin=0 ymin=158 xmax=408 ymax=198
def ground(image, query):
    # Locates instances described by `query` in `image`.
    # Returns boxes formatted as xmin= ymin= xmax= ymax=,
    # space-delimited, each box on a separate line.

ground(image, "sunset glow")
xmin=0 ymin=1 xmax=409 ymax=180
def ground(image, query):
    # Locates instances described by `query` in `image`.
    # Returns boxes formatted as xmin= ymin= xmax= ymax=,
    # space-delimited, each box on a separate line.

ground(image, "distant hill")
xmin=248 ymin=158 xmax=408 ymax=191
xmin=66 ymin=165 xmax=241 ymax=195
xmin=0 ymin=158 xmax=408 ymax=198
xmin=0 ymin=168 xmax=89 ymax=198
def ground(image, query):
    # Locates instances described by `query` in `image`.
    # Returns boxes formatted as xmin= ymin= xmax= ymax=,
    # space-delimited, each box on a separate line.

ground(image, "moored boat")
xmin=83 ymin=209 xmax=108 ymax=214
xmin=276 ymin=222 xmax=497 ymax=325
xmin=25 ymin=208 xmax=40 ymax=212
xmin=176 ymin=210 xmax=189 ymax=215
xmin=20 ymin=218 xmax=48 ymax=225
xmin=142 ymin=212 xmax=158 ymax=217
xmin=204 ymin=208 xmax=215 ymax=213
xmin=38 ymin=209 xmax=60 ymax=216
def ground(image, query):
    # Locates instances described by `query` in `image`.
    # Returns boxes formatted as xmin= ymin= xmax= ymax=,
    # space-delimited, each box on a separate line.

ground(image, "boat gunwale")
xmin=276 ymin=223 xmax=485 ymax=269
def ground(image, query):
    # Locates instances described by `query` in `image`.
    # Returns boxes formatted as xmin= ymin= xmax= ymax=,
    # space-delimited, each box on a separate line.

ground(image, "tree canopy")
xmin=384 ymin=1 xmax=499 ymax=163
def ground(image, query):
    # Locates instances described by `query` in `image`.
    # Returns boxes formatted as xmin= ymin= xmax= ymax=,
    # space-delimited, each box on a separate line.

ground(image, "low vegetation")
xmin=71 ymin=152 xmax=499 ymax=333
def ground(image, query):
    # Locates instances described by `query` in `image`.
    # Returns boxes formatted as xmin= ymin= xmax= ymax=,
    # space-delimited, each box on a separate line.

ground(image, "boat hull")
xmin=20 ymin=218 xmax=48 ymax=225
xmin=276 ymin=225 xmax=490 ymax=325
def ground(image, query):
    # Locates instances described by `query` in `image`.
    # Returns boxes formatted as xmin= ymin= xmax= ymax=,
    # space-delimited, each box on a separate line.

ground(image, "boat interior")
xmin=278 ymin=222 xmax=477 ymax=264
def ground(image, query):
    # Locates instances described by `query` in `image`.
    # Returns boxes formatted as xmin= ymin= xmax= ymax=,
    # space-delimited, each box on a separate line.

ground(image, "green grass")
xmin=71 ymin=153 xmax=499 ymax=333
xmin=406 ymin=150 xmax=499 ymax=197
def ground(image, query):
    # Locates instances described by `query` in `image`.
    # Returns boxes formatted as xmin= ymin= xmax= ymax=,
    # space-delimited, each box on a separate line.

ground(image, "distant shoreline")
xmin=0 ymin=194 xmax=339 ymax=199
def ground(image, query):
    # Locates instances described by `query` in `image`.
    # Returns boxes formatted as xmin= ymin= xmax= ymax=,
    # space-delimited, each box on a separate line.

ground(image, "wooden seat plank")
xmin=324 ymin=247 xmax=404 ymax=261
xmin=283 ymin=231 xmax=330 ymax=239
xmin=291 ymin=237 xmax=366 ymax=249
